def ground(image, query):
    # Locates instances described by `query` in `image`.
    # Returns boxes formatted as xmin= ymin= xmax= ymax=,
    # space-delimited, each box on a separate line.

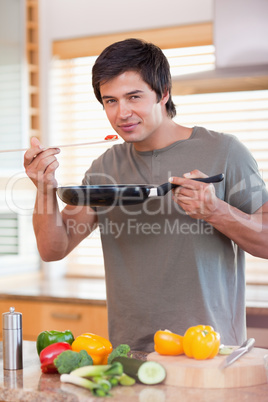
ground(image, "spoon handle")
xmin=0 ymin=138 xmax=118 ymax=153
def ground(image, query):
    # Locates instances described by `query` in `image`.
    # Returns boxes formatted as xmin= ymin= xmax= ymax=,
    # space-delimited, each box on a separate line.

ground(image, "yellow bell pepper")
xmin=154 ymin=329 xmax=184 ymax=355
xmin=71 ymin=333 xmax=113 ymax=365
xmin=183 ymin=325 xmax=220 ymax=360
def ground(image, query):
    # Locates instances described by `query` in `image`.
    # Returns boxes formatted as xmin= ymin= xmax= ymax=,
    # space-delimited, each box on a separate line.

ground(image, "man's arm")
xmin=24 ymin=137 xmax=97 ymax=261
xmin=169 ymin=170 xmax=268 ymax=259
xmin=33 ymin=191 xmax=97 ymax=261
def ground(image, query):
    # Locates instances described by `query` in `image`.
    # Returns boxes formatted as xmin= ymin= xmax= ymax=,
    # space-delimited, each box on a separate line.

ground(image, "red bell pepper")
xmin=40 ymin=342 xmax=71 ymax=373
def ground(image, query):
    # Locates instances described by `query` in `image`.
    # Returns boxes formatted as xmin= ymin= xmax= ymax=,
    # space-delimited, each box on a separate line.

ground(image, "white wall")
xmin=39 ymin=0 xmax=213 ymax=142
xmin=41 ymin=0 xmax=213 ymax=40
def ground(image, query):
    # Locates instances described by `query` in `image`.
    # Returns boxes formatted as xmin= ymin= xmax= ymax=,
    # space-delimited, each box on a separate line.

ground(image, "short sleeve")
xmin=224 ymin=136 xmax=268 ymax=214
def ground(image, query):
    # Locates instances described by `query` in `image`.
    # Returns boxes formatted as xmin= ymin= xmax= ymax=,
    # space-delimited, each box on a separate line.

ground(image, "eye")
xmin=104 ymin=99 xmax=116 ymax=105
xmin=130 ymin=95 xmax=140 ymax=100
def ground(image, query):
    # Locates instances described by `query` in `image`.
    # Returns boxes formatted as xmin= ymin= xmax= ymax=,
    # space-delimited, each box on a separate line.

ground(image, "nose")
xmin=117 ymin=100 xmax=132 ymax=119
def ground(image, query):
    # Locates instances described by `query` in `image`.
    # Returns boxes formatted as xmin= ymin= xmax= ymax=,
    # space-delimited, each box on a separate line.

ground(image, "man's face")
xmin=100 ymin=71 xmax=168 ymax=151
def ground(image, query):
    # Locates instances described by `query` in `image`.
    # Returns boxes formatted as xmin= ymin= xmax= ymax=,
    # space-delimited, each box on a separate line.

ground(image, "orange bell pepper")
xmin=71 ymin=333 xmax=113 ymax=365
xmin=154 ymin=329 xmax=184 ymax=356
xmin=183 ymin=325 xmax=220 ymax=360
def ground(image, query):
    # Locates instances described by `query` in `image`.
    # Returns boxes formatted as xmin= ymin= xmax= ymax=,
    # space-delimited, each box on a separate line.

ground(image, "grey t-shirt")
xmin=82 ymin=126 xmax=268 ymax=351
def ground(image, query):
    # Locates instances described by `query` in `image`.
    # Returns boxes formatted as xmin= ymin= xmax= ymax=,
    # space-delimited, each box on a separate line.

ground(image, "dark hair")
xmin=92 ymin=38 xmax=176 ymax=118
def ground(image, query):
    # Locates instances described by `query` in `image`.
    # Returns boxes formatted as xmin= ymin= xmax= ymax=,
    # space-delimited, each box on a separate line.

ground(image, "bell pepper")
xmin=154 ymin=330 xmax=184 ymax=355
xmin=36 ymin=330 xmax=74 ymax=355
xmin=183 ymin=325 xmax=220 ymax=360
xmin=71 ymin=333 xmax=113 ymax=365
xmin=40 ymin=342 xmax=72 ymax=373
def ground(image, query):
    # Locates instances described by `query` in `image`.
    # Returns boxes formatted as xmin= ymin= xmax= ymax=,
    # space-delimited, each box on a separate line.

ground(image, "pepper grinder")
xmin=2 ymin=307 xmax=23 ymax=370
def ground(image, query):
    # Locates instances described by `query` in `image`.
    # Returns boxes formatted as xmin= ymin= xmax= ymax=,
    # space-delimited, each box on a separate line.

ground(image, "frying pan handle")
xmin=170 ymin=173 xmax=224 ymax=190
xmin=192 ymin=173 xmax=224 ymax=184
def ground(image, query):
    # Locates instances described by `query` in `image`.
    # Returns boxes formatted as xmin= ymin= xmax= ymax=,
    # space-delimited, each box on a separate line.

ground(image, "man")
xmin=24 ymin=39 xmax=268 ymax=352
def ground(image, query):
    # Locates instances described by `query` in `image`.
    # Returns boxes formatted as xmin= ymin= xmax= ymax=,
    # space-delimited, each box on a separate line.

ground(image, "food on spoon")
xmin=104 ymin=134 xmax=118 ymax=140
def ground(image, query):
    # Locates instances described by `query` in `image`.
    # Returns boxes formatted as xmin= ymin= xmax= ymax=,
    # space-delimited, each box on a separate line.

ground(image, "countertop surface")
xmin=0 ymin=273 xmax=268 ymax=313
xmin=0 ymin=274 xmax=107 ymax=305
xmin=0 ymin=341 xmax=268 ymax=402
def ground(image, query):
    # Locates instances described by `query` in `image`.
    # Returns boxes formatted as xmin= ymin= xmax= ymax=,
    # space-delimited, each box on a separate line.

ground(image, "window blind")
xmin=50 ymin=45 xmax=268 ymax=282
xmin=0 ymin=213 xmax=18 ymax=255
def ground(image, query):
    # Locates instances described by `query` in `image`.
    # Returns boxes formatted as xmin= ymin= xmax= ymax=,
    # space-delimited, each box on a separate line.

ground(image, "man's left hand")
xmin=169 ymin=170 xmax=218 ymax=219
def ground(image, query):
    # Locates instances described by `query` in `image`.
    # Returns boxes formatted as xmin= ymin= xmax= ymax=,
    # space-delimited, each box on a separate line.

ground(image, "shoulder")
xmin=193 ymin=126 xmax=250 ymax=156
xmin=193 ymin=126 xmax=236 ymax=144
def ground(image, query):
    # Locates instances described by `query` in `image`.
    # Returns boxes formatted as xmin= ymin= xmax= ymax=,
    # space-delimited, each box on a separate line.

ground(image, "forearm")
xmin=205 ymin=199 xmax=268 ymax=258
xmin=33 ymin=189 xmax=69 ymax=261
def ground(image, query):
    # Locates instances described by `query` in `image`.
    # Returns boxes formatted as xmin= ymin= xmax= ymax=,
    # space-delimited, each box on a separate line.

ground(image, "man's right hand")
xmin=24 ymin=137 xmax=60 ymax=193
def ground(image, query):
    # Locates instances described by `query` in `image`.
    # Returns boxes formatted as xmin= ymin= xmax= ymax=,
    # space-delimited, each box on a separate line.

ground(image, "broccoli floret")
xmin=54 ymin=349 xmax=93 ymax=374
xmin=107 ymin=344 xmax=131 ymax=364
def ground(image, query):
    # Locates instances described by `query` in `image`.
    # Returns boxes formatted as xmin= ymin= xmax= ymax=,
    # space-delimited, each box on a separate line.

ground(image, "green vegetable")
xmin=92 ymin=377 xmax=112 ymax=391
xmin=112 ymin=356 xmax=166 ymax=385
xmin=108 ymin=376 xmax=119 ymax=387
xmin=117 ymin=373 xmax=136 ymax=386
xmin=54 ymin=349 xmax=93 ymax=374
xmin=62 ymin=362 xmax=128 ymax=397
xmin=36 ymin=330 xmax=74 ymax=355
xmin=219 ymin=345 xmax=234 ymax=355
xmin=71 ymin=364 xmax=112 ymax=377
xmin=71 ymin=361 xmax=123 ymax=378
xmin=103 ymin=362 xmax=123 ymax=377
xmin=60 ymin=374 xmax=111 ymax=397
xmin=107 ymin=344 xmax=131 ymax=364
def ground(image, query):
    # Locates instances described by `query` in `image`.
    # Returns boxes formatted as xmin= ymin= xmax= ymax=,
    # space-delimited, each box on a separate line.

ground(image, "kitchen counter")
xmin=0 ymin=273 xmax=268 ymax=348
xmin=0 ymin=274 xmax=107 ymax=305
xmin=0 ymin=273 xmax=267 ymax=311
xmin=0 ymin=341 xmax=268 ymax=402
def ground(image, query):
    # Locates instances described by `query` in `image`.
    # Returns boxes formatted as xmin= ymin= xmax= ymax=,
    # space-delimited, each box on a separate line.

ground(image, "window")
xmin=0 ymin=0 xmax=39 ymax=276
xmin=0 ymin=213 xmax=18 ymax=255
xmin=51 ymin=27 xmax=268 ymax=283
xmin=0 ymin=0 xmax=26 ymax=171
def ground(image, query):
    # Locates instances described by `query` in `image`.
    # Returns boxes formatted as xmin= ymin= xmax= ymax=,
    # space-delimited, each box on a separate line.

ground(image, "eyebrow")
xmin=101 ymin=90 xmax=144 ymax=100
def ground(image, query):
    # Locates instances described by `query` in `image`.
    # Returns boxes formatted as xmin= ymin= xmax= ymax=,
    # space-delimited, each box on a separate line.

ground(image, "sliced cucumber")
xmin=137 ymin=361 xmax=166 ymax=385
xmin=113 ymin=356 xmax=166 ymax=385
xmin=219 ymin=345 xmax=234 ymax=355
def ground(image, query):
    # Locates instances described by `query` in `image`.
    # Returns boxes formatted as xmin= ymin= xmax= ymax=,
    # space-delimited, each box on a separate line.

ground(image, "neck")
xmin=133 ymin=121 xmax=193 ymax=152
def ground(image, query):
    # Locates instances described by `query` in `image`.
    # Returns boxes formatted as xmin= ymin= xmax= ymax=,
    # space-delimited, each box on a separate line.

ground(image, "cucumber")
xmin=113 ymin=356 xmax=166 ymax=385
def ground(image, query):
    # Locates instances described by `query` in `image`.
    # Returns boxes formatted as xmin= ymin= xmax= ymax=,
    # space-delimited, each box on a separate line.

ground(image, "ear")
xmin=161 ymin=89 xmax=170 ymax=105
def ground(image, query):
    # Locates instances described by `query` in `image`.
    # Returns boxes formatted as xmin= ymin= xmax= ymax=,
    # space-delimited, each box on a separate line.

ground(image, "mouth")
xmin=118 ymin=122 xmax=140 ymax=132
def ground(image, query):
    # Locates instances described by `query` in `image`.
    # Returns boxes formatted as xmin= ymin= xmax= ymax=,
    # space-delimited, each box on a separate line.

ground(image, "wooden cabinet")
xmin=0 ymin=299 xmax=108 ymax=341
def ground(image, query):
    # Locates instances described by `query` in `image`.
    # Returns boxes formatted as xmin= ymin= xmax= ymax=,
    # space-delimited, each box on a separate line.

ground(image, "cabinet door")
xmin=0 ymin=299 xmax=108 ymax=341
xmin=40 ymin=302 xmax=108 ymax=339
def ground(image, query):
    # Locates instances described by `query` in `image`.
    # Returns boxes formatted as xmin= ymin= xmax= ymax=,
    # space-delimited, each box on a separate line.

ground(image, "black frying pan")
xmin=57 ymin=173 xmax=224 ymax=207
